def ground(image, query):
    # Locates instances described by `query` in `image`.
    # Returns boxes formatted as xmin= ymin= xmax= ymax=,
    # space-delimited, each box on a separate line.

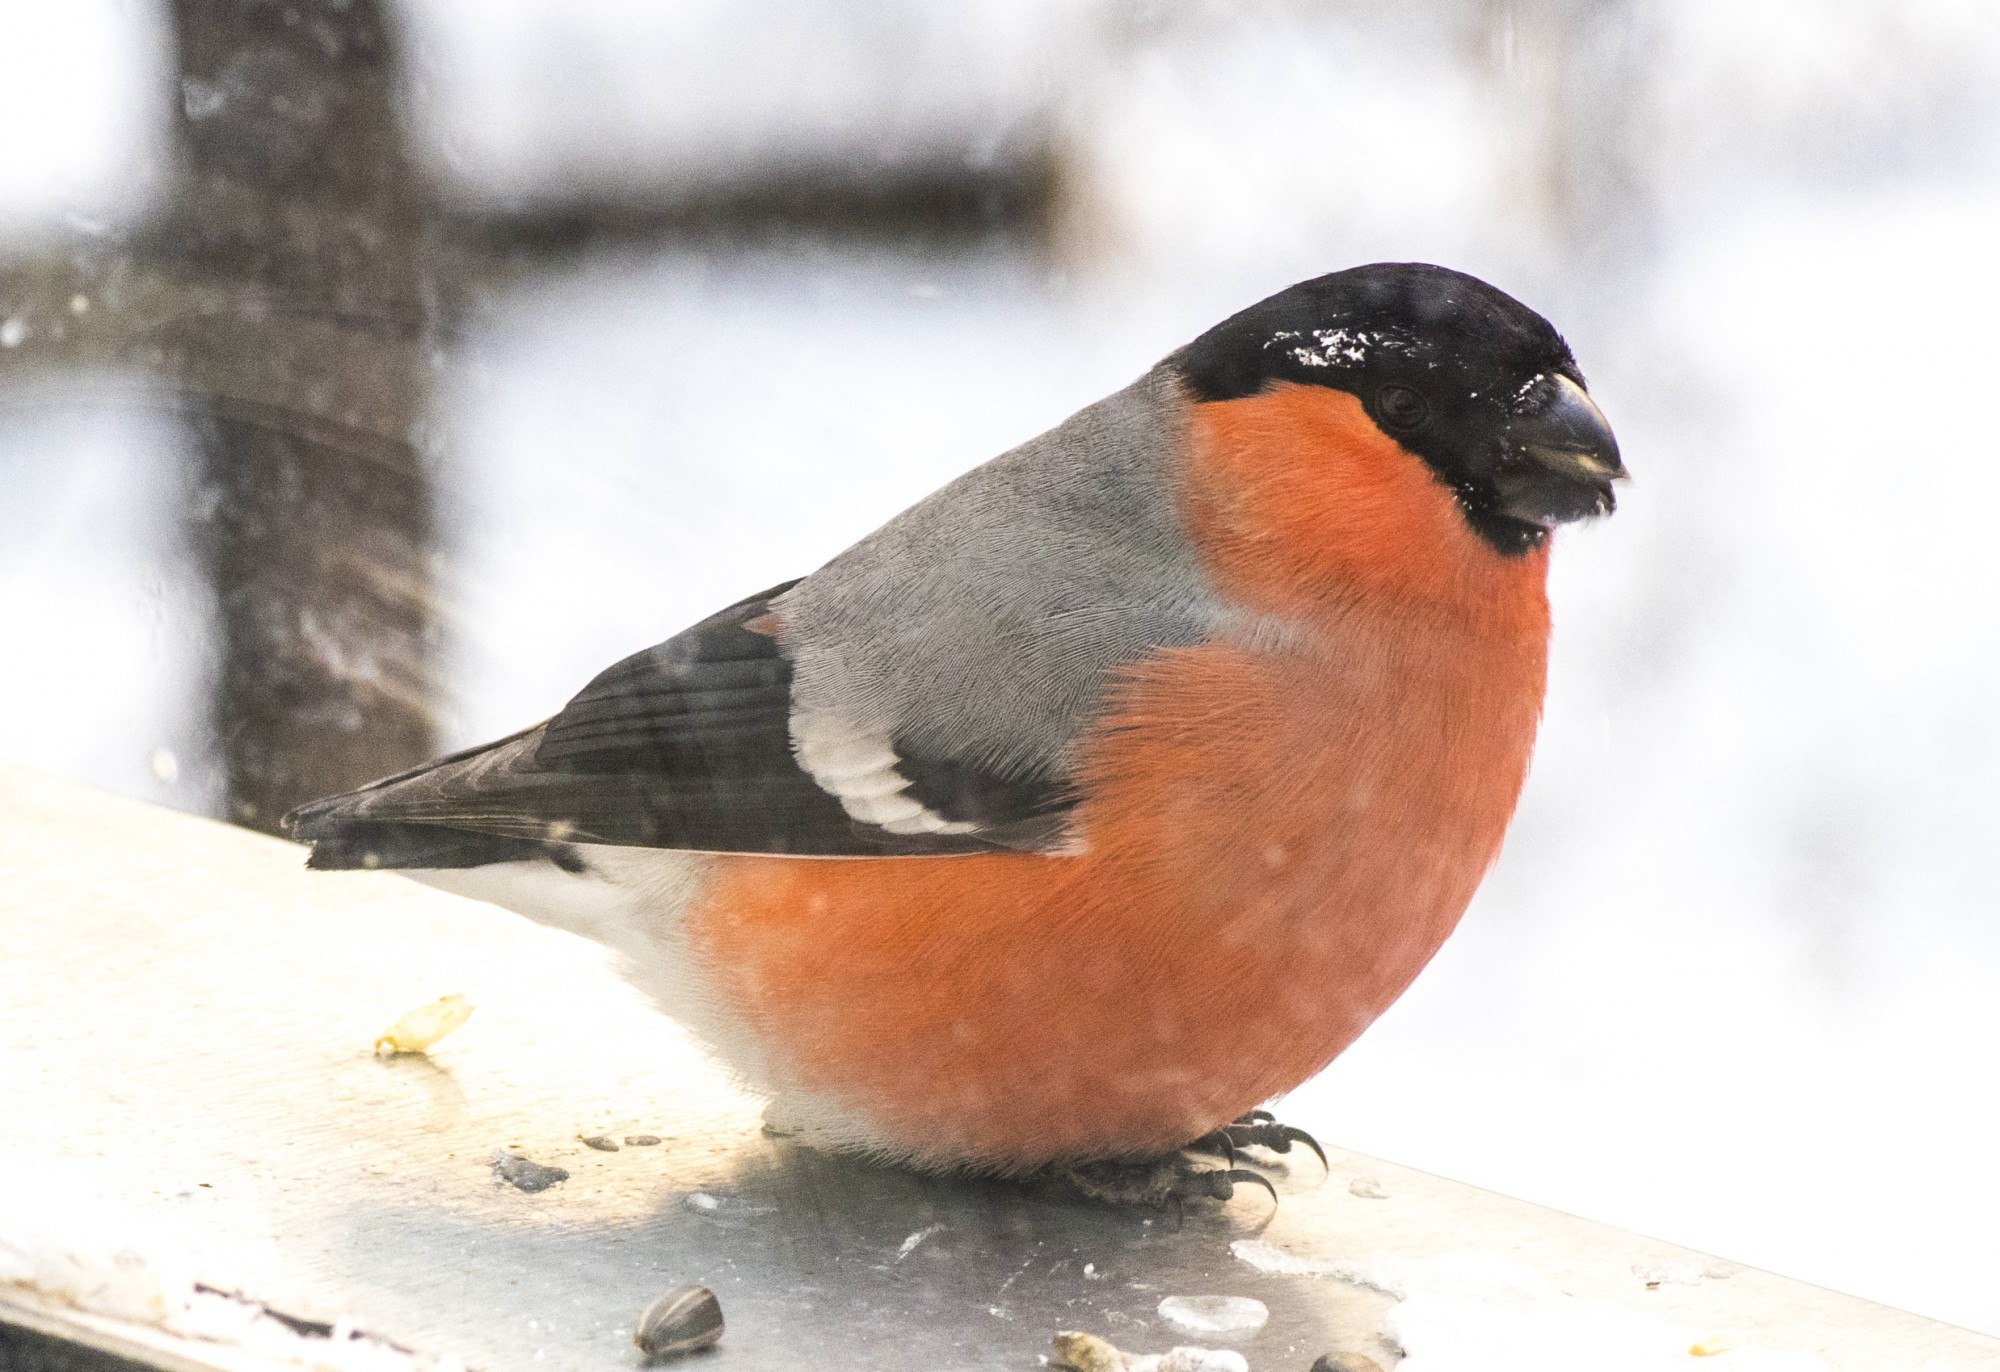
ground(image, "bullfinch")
xmin=287 ymin=262 xmax=1623 ymax=1194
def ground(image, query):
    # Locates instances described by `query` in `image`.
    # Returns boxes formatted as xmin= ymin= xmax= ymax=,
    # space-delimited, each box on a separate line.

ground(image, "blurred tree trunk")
xmin=160 ymin=0 xmax=439 ymax=830
xmin=1476 ymin=0 xmax=1655 ymax=294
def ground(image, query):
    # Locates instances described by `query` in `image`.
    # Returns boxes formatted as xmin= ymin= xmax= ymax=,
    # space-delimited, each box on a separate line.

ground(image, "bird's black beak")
xmin=1491 ymin=373 xmax=1625 ymax=529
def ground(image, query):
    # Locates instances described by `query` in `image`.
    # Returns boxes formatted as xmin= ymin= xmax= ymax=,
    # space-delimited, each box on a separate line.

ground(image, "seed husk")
xmin=635 ymin=1284 xmax=723 ymax=1361
xmin=491 ymin=1151 xmax=568 ymax=1193
xmin=1312 ymin=1355 xmax=1385 ymax=1372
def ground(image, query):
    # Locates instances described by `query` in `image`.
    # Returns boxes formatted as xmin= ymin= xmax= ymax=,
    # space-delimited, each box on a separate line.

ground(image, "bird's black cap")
xmin=1170 ymin=263 xmax=1621 ymax=555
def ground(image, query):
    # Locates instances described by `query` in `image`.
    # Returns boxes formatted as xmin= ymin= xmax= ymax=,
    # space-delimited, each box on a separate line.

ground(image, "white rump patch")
xmin=790 ymin=712 xmax=981 ymax=836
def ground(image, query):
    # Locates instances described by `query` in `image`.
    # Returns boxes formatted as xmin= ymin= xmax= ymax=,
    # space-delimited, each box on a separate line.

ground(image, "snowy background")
xmin=5 ymin=0 xmax=2000 ymax=1337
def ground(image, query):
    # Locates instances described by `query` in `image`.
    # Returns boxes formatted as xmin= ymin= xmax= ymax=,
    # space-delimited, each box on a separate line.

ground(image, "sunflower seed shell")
xmin=635 ymin=1284 xmax=724 ymax=1361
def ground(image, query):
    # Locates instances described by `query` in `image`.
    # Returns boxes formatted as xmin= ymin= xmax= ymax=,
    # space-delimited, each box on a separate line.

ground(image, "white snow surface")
xmin=1231 ymin=1242 xmax=1827 ymax=1372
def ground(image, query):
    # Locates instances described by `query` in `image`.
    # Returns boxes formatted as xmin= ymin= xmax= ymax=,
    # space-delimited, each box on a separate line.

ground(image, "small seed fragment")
xmin=635 ymin=1284 xmax=723 ymax=1361
xmin=1051 ymin=1330 xmax=1126 ymax=1372
xmin=625 ymin=1134 xmax=662 ymax=1146
xmin=374 ymin=993 xmax=472 ymax=1057
xmin=579 ymin=1134 xmax=620 ymax=1152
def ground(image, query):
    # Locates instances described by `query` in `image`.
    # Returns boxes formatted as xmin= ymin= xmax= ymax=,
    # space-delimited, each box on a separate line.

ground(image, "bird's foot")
xmin=1057 ymin=1154 xmax=1278 ymax=1215
xmin=1051 ymin=1110 xmax=1326 ymax=1215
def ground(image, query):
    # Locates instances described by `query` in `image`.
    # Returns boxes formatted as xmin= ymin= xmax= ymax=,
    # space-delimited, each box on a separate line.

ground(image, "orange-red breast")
xmin=288 ymin=262 xmax=1623 ymax=1173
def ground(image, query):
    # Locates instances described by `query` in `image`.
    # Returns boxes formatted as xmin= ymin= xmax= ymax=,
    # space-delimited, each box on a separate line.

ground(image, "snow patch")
xmin=1266 ymin=326 xmax=1378 ymax=370
xmin=1229 ymin=1242 xmax=1828 ymax=1372
xmin=1156 ymin=1293 xmax=1269 ymax=1335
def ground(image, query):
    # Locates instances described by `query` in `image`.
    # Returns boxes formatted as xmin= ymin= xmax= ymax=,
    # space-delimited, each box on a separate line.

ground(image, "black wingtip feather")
xmin=298 ymin=817 xmax=586 ymax=872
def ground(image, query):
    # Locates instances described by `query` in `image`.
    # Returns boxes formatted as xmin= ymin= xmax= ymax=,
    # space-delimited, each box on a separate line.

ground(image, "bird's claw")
xmin=1224 ymin=1115 xmax=1329 ymax=1172
xmin=1192 ymin=1166 xmax=1279 ymax=1208
xmin=1183 ymin=1128 xmax=1238 ymax=1169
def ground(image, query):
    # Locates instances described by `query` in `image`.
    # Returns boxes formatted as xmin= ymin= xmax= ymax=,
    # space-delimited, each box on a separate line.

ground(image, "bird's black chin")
xmin=1459 ymin=502 xmax=1555 ymax=556
xmin=1462 ymin=472 xmax=1615 ymax=556
xmin=1489 ymin=465 xmax=1619 ymax=531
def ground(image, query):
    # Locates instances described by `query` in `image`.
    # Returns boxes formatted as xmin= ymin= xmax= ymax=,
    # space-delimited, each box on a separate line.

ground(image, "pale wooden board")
xmin=1 ymin=764 xmax=1993 ymax=1371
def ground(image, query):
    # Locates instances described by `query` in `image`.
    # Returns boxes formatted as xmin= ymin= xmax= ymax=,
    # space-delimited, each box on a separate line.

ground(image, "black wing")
xmin=284 ymin=582 xmax=1073 ymax=865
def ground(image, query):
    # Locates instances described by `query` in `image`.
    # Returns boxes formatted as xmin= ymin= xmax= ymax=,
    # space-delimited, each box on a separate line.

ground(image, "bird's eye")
xmin=1377 ymin=385 xmax=1429 ymax=430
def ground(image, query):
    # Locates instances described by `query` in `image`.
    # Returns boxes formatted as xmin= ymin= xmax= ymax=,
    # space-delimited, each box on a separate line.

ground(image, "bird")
xmin=286 ymin=262 xmax=1623 ymax=1197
